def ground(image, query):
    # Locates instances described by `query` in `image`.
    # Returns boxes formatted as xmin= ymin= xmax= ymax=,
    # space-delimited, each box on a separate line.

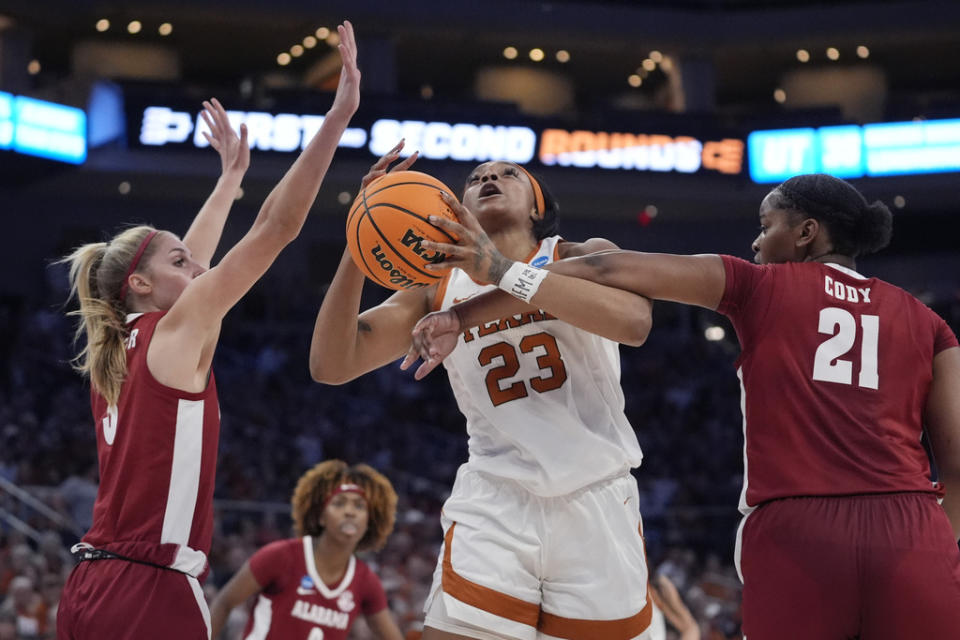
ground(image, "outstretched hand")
xmin=330 ymin=20 xmax=361 ymax=117
xmin=360 ymin=139 xmax=419 ymax=191
xmin=422 ymin=193 xmax=513 ymax=285
xmin=200 ymin=98 xmax=249 ymax=177
xmin=400 ymin=309 xmax=463 ymax=380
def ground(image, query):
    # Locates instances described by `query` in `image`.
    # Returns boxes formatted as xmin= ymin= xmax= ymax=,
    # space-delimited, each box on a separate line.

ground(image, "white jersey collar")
xmin=824 ymin=262 xmax=867 ymax=280
xmin=302 ymin=536 xmax=356 ymax=599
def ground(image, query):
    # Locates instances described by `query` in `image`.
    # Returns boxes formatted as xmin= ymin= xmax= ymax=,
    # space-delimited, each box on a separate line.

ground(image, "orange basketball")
xmin=346 ymin=170 xmax=460 ymax=291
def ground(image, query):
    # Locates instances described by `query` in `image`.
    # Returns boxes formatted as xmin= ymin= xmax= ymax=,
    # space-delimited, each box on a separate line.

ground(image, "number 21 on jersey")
xmin=812 ymin=307 xmax=879 ymax=389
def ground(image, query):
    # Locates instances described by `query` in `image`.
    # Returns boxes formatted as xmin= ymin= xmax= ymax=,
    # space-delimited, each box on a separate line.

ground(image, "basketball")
xmin=346 ymin=170 xmax=460 ymax=290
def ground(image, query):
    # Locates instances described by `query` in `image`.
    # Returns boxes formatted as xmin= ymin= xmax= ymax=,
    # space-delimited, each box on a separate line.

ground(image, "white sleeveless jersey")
xmin=435 ymin=236 xmax=643 ymax=497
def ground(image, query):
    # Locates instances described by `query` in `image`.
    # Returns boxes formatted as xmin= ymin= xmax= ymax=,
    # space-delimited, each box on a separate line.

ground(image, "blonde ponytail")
xmin=62 ymin=225 xmax=158 ymax=405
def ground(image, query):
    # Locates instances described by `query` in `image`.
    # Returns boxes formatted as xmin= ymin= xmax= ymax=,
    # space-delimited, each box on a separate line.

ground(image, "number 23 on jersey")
xmin=478 ymin=332 xmax=568 ymax=406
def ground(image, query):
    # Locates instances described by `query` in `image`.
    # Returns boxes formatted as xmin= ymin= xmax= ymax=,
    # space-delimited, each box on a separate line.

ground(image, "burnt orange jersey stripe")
xmin=537 ymin=596 xmax=653 ymax=640
xmin=441 ymin=523 xmax=540 ymax=627
xmin=521 ymin=238 xmax=546 ymax=264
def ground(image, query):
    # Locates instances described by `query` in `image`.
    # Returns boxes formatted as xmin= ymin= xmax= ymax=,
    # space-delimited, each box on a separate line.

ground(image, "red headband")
xmin=118 ymin=230 xmax=159 ymax=301
xmin=516 ymin=165 xmax=545 ymax=218
xmin=322 ymin=483 xmax=367 ymax=510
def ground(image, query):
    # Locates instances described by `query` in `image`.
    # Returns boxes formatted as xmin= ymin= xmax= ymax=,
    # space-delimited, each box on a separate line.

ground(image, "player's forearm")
xmin=549 ymin=251 xmax=725 ymax=310
xmin=531 ymin=272 xmax=650 ymax=345
xmin=256 ymin=108 xmax=354 ymax=241
xmin=208 ymin=601 xmax=229 ymax=639
xmin=940 ymin=475 xmax=960 ymax=541
xmin=679 ymin=626 xmax=702 ymax=640
xmin=310 ymin=250 xmax=368 ymax=383
xmin=454 ymin=265 xmax=651 ymax=346
xmin=926 ymin=348 xmax=960 ymax=540
xmin=183 ymin=171 xmax=245 ymax=269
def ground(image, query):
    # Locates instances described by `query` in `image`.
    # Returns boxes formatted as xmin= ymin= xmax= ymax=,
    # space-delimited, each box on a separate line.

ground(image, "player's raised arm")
xmin=309 ymin=140 xmax=430 ymax=385
xmin=925 ymin=346 xmax=960 ymax=540
xmin=422 ymin=193 xmax=725 ymax=313
xmin=401 ymin=193 xmax=725 ymax=379
xmin=155 ymin=21 xmax=360 ymax=384
xmin=429 ymin=192 xmax=654 ymax=338
xmin=181 ymin=98 xmax=250 ymax=269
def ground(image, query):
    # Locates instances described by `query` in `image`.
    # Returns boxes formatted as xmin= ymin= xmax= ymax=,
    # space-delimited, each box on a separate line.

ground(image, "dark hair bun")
xmin=774 ymin=174 xmax=892 ymax=257
xmin=856 ymin=200 xmax=893 ymax=256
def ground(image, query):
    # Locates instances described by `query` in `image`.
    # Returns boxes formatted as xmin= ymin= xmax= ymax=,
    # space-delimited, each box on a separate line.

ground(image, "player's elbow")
xmin=619 ymin=321 xmax=650 ymax=347
xmin=619 ymin=298 xmax=652 ymax=347
xmin=309 ymin=357 xmax=350 ymax=385
xmin=256 ymin=201 xmax=307 ymax=246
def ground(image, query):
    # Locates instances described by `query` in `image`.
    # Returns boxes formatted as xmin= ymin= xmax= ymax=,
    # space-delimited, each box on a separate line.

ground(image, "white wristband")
xmin=497 ymin=261 xmax=548 ymax=303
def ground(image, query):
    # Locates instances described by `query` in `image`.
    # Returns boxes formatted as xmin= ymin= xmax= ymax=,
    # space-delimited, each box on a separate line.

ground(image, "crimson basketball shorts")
xmin=423 ymin=465 xmax=653 ymax=640
xmin=737 ymin=492 xmax=960 ymax=640
xmin=57 ymin=558 xmax=210 ymax=640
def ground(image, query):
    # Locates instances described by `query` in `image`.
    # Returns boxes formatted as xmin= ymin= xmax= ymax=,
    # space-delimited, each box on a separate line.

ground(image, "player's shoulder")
xmin=385 ymin=278 xmax=441 ymax=312
xmin=557 ymin=236 xmax=618 ymax=259
xmin=352 ymin=554 xmax=374 ymax=576
xmin=350 ymin=556 xmax=384 ymax=592
xmin=254 ymin=537 xmax=302 ymax=561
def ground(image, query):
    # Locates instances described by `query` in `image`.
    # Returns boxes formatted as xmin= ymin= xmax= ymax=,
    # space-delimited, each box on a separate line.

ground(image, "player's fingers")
xmin=391 ymin=151 xmax=419 ymax=173
xmin=439 ymin=193 xmax=482 ymax=233
xmin=200 ymin=108 xmax=217 ymax=135
xmin=207 ymin=100 xmax=229 ymax=133
xmin=424 ymin=256 xmax=461 ymax=271
xmin=212 ymin=98 xmax=229 ymax=124
xmin=399 ymin=345 xmax=419 ymax=371
xmin=420 ymin=240 xmax=462 ymax=256
xmin=342 ymin=21 xmax=355 ymax=50
xmin=414 ymin=358 xmax=440 ymax=381
xmin=360 ymin=170 xmax=387 ymax=190
xmin=370 ymin=143 xmax=404 ymax=171
xmin=425 ymin=215 xmax=468 ymax=238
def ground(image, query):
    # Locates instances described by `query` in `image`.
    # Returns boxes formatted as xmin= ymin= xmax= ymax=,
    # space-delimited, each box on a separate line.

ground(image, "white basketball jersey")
xmin=435 ymin=236 xmax=643 ymax=497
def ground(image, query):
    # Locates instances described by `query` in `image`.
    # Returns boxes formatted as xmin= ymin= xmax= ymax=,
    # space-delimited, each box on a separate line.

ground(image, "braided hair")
xmin=770 ymin=174 xmax=892 ymax=257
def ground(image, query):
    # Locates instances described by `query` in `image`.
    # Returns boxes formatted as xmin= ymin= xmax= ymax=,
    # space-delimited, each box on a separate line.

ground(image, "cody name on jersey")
xmin=433 ymin=236 xmax=643 ymax=497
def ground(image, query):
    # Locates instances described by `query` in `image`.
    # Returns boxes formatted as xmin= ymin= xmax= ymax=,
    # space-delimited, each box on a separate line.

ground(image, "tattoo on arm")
xmin=583 ymin=253 xmax=604 ymax=268
xmin=479 ymin=237 xmax=511 ymax=284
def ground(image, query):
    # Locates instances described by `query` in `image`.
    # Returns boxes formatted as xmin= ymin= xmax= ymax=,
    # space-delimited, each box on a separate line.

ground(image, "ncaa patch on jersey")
xmin=297 ymin=575 xmax=315 ymax=595
xmin=531 ymin=255 xmax=549 ymax=267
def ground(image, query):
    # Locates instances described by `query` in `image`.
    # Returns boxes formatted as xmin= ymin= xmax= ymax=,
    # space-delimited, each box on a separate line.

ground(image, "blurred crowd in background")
xmin=1 ymin=257 xmax=957 ymax=640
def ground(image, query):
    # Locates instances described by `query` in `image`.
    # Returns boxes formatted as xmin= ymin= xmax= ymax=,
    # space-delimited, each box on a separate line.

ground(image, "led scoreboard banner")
xmin=748 ymin=118 xmax=960 ymax=183
xmin=135 ymin=104 xmax=746 ymax=176
xmin=0 ymin=92 xmax=87 ymax=164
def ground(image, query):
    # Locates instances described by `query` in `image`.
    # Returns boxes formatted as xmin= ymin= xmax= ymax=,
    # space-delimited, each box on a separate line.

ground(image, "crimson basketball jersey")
xmin=84 ymin=311 xmax=220 ymax=577
xmin=718 ymin=257 xmax=958 ymax=510
xmin=243 ymin=537 xmax=388 ymax=640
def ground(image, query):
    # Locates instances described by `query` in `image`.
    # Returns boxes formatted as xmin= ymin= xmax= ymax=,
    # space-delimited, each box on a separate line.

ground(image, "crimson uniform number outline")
xmin=478 ymin=332 xmax=568 ymax=406
xmin=812 ymin=307 xmax=879 ymax=389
